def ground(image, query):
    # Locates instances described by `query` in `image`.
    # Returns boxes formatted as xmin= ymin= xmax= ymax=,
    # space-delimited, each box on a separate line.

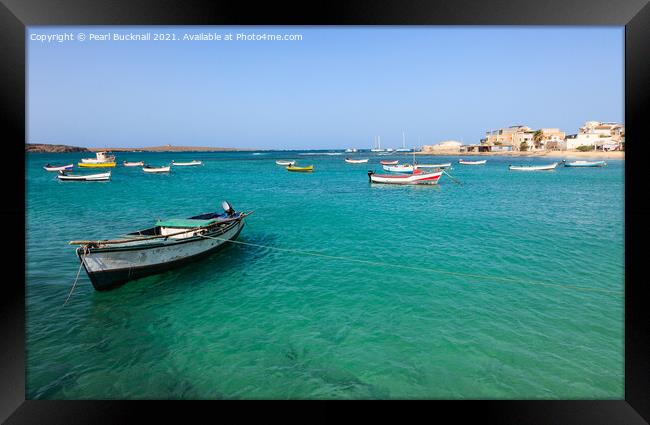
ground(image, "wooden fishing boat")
xmin=172 ymin=160 xmax=202 ymax=166
xmin=81 ymin=151 xmax=116 ymax=164
xmin=563 ymin=160 xmax=607 ymax=167
xmin=414 ymin=163 xmax=452 ymax=169
xmin=275 ymin=160 xmax=295 ymax=166
xmin=508 ymin=162 xmax=558 ymax=171
xmin=69 ymin=201 xmax=252 ymax=291
xmin=78 ymin=162 xmax=116 ymax=168
xmin=43 ymin=163 xmax=73 ymax=171
xmin=368 ymin=169 xmax=443 ymax=185
xmin=344 ymin=158 xmax=369 ymax=164
xmin=380 ymin=160 xmax=399 ymax=165
xmin=143 ymin=165 xmax=171 ymax=173
xmin=459 ymin=159 xmax=487 ymax=165
xmin=382 ymin=164 xmax=414 ymax=173
xmin=123 ymin=161 xmax=144 ymax=167
xmin=57 ymin=171 xmax=111 ymax=181
xmin=287 ymin=165 xmax=314 ymax=172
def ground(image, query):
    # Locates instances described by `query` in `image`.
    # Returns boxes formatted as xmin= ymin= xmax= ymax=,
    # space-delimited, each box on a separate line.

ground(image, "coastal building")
xmin=482 ymin=125 xmax=531 ymax=150
xmin=422 ymin=140 xmax=463 ymax=152
xmin=481 ymin=125 xmax=566 ymax=151
xmin=564 ymin=121 xmax=624 ymax=150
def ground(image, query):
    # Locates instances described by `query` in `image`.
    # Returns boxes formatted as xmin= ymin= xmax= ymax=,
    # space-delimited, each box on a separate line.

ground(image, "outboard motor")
xmin=222 ymin=200 xmax=235 ymax=216
xmin=367 ymin=170 xmax=374 ymax=181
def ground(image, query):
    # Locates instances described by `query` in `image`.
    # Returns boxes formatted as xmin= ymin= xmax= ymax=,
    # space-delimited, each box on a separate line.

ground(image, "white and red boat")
xmin=382 ymin=164 xmax=414 ymax=173
xmin=368 ymin=169 xmax=443 ymax=185
xmin=380 ymin=160 xmax=399 ymax=165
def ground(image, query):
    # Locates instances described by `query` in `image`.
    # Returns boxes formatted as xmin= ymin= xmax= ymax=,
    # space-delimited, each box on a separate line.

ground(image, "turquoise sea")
xmin=26 ymin=151 xmax=624 ymax=399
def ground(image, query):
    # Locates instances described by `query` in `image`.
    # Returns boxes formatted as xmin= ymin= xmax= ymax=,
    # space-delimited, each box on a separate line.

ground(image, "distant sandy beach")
xmin=413 ymin=150 xmax=624 ymax=160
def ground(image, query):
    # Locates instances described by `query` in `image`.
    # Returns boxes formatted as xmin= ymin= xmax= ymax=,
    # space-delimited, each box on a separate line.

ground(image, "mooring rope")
xmin=63 ymin=246 xmax=88 ymax=306
xmin=442 ymin=169 xmax=462 ymax=185
xmin=198 ymin=234 xmax=622 ymax=296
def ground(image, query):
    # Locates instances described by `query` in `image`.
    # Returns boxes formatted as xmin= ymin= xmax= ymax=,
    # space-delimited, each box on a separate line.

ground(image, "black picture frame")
xmin=2 ymin=0 xmax=648 ymax=423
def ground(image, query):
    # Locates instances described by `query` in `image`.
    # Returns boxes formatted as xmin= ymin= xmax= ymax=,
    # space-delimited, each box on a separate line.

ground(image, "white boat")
xmin=459 ymin=159 xmax=487 ymax=165
xmin=345 ymin=158 xmax=369 ymax=164
xmin=276 ymin=160 xmax=296 ymax=166
xmin=81 ymin=151 xmax=116 ymax=164
xmin=382 ymin=164 xmax=414 ymax=173
xmin=368 ymin=169 xmax=443 ymax=185
xmin=123 ymin=161 xmax=144 ymax=167
xmin=143 ymin=165 xmax=171 ymax=173
xmin=43 ymin=163 xmax=73 ymax=172
xmin=414 ymin=163 xmax=452 ymax=169
xmin=509 ymin=162 xmax=558 ymax=171
xmin=69 ymin=201 xmax=252 ymax=291
xmin=380 ymin=160 xmax=399 ymax=165
xmin=563 ymin=160 xmax=607 ymax=167
xmin=172 ymin=160 xmax=202 ymax=166
xmin=57 ymin=171 xmax=111 ymax=181
xmin=345 ymin=148 xmax=358 ymax=153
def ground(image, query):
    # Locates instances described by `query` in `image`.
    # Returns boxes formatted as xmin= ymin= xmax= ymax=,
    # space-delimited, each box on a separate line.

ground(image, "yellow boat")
xmin=78 ymin=162 xmax=116 ymax=168
xmin=287 ymin=165 xmax=314 ymax=172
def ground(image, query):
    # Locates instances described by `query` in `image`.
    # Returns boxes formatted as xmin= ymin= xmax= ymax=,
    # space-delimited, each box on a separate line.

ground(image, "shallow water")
xmin=26 ymin=152 xmax=624 ymax=399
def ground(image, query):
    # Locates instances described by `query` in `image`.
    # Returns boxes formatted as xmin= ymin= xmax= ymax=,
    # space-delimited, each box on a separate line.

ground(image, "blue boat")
xmin=563 ymin=160 xmax=607 ymax=167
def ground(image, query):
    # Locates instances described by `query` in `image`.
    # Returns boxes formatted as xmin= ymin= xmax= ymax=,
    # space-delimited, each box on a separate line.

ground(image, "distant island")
xmin=25 ymin=143 xmax=90 ymax=153
xmin=26 ymin=144 xmax=258 ymax=153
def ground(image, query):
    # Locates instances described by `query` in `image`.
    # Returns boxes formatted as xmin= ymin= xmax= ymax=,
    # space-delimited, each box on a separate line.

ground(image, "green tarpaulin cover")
xmin=155 ymin=218 xmax=218 ymax=228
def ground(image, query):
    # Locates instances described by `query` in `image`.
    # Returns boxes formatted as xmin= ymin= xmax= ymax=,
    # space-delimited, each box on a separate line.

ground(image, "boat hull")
xmin=143 ymin=166 xmax=171 ymax=173
xmin=345 ymin=159 xmax=369 ymax=163
xmin=382 ymin=165 xmax=413 ymax=172
xmin=459 ymin=160 xmax=486 ymax=165
xmin=79 ymin=220 xmax=244 ymax=291
xmin=369 ymin=171 xmax=442 ymax=185
xmin=509 ymin=163 xmax=558 ymax=171
xmin=78 ymin=162 xmax=116 ymax=168
xmin=57 ymin=172 xmax=111 ymax=181
xmin=44 ymin=164 xmax=73 ymax=171
xmin=564 ymin=161 xmax=606 ymax=167
xmin=173 ymin=161 xmax=202 ymax=166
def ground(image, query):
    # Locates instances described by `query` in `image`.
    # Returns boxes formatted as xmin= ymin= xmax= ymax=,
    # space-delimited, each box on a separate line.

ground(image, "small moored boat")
xmin=81 ymin=151 xmax=116 ymax=164
xmin=287 ymin=165 xmax=314 ymax=172
xmin=44 ymin=163 xmax=73 ymax=172
xmin=143 ymin=165 xmax=171 ymax=173
xmin=563 ymin=160 xmax=607 ymax=167
xmin=459 ymin=159 xmax=487 ymax=165
xmin=380 ymin=160 xmax=399 ymax=165
xmin=276 ymin=160 xmax=296 ymax=166
xmin=414 ymin=163 xmax=452 ymax=169
xmin=368 ymin=169 xmax=443 ymax=185
xmin=508 ymin=162 xmax=558 ymax=171
xmin=57 ymin=171 xmax=111 ymax=181
xmin=69 ymin=201 xmax=252 ymax=291
xmin=123 ymin=161 xmax=145 ymax=167
xmin=382 ymin=164 xmax=414 ymax=173
xmin=78 ymin=162 xmax=116 ymax=168
xmin=172 ymin=160 xmax=202 ymax=166
xmin=345 ymin=158 xmax=369 ymax=164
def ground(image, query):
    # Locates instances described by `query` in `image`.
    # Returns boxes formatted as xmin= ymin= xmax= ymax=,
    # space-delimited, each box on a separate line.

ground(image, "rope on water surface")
xmin=198 ymin=234 xmax=622 ymax=297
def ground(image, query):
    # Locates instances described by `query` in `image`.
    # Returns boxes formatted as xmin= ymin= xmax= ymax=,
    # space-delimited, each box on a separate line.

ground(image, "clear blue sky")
xmin=27 ymin=26 xmax=623 ymax=150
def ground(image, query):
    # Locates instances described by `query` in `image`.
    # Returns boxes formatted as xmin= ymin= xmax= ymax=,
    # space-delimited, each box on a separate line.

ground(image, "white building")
xmin=564 ymin=121 xmax=624 ymax=150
